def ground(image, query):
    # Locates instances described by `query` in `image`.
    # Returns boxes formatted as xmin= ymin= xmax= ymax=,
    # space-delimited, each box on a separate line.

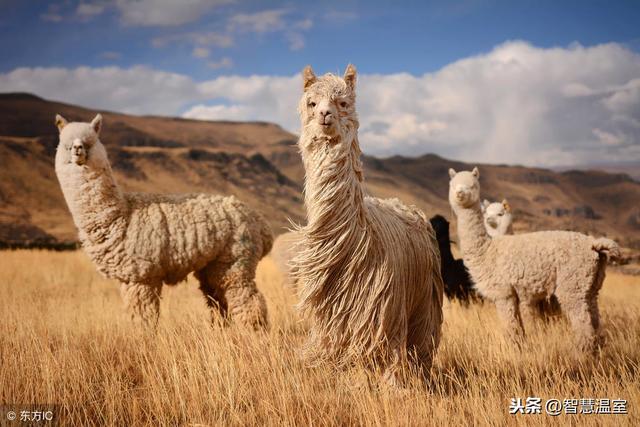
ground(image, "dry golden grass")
xmin=1 ymin=250 xmax=639 ymax=426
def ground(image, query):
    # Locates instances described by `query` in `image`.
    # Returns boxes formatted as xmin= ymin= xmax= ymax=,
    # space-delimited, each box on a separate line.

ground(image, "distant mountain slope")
xmin=1 ymin=93 xmax=639 ymax=250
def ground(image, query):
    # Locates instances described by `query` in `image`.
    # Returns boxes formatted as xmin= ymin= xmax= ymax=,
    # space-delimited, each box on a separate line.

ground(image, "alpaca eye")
xmin=340 ymin=101 xmax=348 ymax=108
xmin=309 ymin=101 xmax=316 ymax=108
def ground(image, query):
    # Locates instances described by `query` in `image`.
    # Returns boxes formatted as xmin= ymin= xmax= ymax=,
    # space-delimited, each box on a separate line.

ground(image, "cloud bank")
xmin=2 ymin=41 xmax=639 ymax=166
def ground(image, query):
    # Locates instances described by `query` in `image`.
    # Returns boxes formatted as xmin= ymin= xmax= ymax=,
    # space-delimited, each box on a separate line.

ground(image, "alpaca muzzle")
xmin=71 ymin=143 xmax=87 ymax=165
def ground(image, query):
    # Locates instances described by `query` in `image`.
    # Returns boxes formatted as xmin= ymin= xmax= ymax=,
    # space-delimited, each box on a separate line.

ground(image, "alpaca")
xmin=54 ymin=114 xmax=272 ymax=329
xmin=291 ymin=65 xmax=444 ymax=385
xmin=270 ymin=230 xmax=301 ymax=290
xmin=482 ymin=199 xmax=562 ymax=318
xmin=448 ymin=167 xmax=619 ymax=354
xmin=481 ymin=199 xmax=513 ymax=237
xmin=429 ymin=214 xmax=479 ymax=304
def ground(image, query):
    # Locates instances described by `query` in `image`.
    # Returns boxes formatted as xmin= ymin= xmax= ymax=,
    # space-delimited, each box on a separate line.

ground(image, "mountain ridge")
xmin=1 ymin=93 xmax=639 ymax=253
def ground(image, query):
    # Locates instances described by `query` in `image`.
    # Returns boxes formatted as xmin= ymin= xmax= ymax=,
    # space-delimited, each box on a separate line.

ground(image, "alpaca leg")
xmin=556 ymin=262 xmax=605 ymax=355
xmin=195 ymin=267 xmax=229 ymax=324
xmin=119 ymin=282 xmax=162 ymax=328
xmin=221 ymin=261 xmax=269 ymax=330
xmin=494 ymin=295 xmax=525 ymax=344
xmin=518 ymin=298 xmax=538 ymax=328
xmin=407 ymin=307 xmax=442 ymax=382
xmin=196 ymin=257 xmax=267 ymax=330
xmin=561 ymin=299 xmax=599 ymax=355
xmin=381 ymin=341 xmax=410 ymax=388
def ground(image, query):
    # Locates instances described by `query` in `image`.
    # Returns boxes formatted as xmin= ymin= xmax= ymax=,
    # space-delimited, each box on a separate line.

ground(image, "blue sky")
xmin=1 ymin=0 xmax=639 ymax=166
xmin=2 ymin=1 xmax=639 ymax=77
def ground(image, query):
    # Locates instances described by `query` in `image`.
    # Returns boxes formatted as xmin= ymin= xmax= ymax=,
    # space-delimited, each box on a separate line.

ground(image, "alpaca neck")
xmin=300 ymin=131 xmax=367 ymax=240
xmin=456 ymin=203 xmax=491 ymax=260
xmin=59 ymin=162 xmax=126 ymax=245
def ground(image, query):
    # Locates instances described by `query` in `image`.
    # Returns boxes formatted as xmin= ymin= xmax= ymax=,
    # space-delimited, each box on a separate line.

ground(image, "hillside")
xmin=1 ymin=93 xmax=639 ymax=253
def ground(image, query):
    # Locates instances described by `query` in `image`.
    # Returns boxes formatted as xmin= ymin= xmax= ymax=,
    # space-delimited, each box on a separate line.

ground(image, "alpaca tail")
xmin=592 ymin=237 xmax=621 ymax=262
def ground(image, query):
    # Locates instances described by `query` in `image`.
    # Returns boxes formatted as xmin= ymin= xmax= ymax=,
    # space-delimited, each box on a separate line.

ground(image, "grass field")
xmin=0 ymin=250 xmax=638 ymax=426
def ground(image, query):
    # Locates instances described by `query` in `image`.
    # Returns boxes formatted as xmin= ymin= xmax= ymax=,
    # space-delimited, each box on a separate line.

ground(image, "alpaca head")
xmin=55 ymin=114 xmax=108 ymax=170
xmin=481 ymin=199 xmax=512 ymax=236
xmin=298 ymin=64 xmax=359 ymax=145
xmin=448 ymin=167 xmax=481 ymax=210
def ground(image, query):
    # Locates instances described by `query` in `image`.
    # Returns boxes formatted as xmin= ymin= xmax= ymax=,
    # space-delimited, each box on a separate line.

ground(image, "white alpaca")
xmin=291 ymin=65 xmax=444 ymax=385
xmin=54 ymin=114 xmax=272 ymax=329
xmin=481 ymin=199 xmax=513 ymax=237
xmin=448 ymin=167 xmax=619 ymax=354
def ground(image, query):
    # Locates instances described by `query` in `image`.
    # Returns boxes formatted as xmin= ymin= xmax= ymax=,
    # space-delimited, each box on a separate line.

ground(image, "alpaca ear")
xmin=482 ymin=199 xmax=490 ymax=211
xmin=91 ymin=114 xmax=103 ymax=134
xmin=344 ymin=64 xmax=357 ymax=90
xmin=302 ymin=65 xmax=317 ymax=91
xmin=502 ymin=199 xmax=511 ymax=212
xmin=472 ymin=167 xmax=480 ymax=178
xmin=448 ymin=168 xmax=456 ymax=179
xmin=55 ymin=114 xmax=68 ymax=132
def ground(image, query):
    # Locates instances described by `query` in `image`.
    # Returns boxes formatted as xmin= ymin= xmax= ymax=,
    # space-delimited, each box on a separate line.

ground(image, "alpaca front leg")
xmin=495 ymin=295 xmax=525 ymax=345
xmin=119 ymin=282 xmax=162 ymax=329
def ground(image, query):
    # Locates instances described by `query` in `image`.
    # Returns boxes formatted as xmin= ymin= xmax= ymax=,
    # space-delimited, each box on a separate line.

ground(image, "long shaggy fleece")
xmin=54 ymin=114 xmax=272 ymax=329
xmin=448 ymin=167 xmax=620 ymax=354
xmin=291 ymin=65 xmax=443 ymax=384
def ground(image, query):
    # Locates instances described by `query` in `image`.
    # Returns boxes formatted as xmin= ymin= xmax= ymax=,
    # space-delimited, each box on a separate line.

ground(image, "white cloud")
xmin=226 ymin=9 xmax=312 ymax=51
xmin=228 ymin=9 xmax=288 ymax=33
xmin=115 ymin=0 xmax=231 ymax=26
xmin=2 ymin=41 xmax=639 ymax=166
xmin=207 ymin=57 xmax=233 ymax=70
xmin=152 ymin=31 xmax=234 ymax=49
xmin=50 ymin=0 xmax=232 ymax=26
xmin=293 ymin=18 xmax=313 ymax=30
xmin=40 ymin=3 xmax=63 ymax=22
xmin=98 ymin=51 xmax=122 ymax=60
xmin=76 ymin=2 xmax=107 ymax=19
xmin=183 ymin=104 xmax=249 ymax=121
xmin=192 ymin=47 xmax=210 ymax=59
xmin=0 ymin=66 xmax=201 ymax=115
xmin=286 ymin=32 xmax=305 ymax=51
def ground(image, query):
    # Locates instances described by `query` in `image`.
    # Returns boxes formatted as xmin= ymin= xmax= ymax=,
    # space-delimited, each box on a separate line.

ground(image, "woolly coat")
xmin=449 ymin=169 xmax=618 ymax=305
xmin=55 ymin=121 xmax=273 ymax=286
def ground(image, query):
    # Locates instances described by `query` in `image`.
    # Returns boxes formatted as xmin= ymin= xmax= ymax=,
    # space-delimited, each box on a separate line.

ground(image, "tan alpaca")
xmin=291 ymin=65 xmax=444 ymax=385
xmin=54 ymin=114 xmax=272 ymax=330
xmin=448 ymin=167 xmax=619 ymax=354
xmin=481 ymin=199 xmax=513 ymax=237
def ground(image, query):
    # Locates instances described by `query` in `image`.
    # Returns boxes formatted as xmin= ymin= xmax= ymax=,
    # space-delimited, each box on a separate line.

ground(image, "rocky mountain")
xmin=1 ymin=93 xmax=639 ymax=254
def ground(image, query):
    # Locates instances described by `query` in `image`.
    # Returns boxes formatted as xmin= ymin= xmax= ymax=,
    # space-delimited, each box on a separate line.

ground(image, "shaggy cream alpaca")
xmin=291 ymin=65 xmax=444 ymax=385
xmin=481 ymin=199 xmax=513 ymax=237
xmin=54 ymin=114 xmax=272 ymax=329
xmin=448 ymin=167 xmax=619 ymax=354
